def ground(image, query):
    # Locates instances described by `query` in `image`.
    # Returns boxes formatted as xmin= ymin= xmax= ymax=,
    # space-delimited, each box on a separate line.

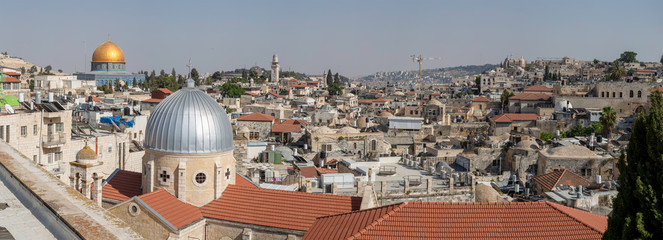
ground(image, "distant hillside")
xmin=0 ymin=53 xmax=45 ymax=74
xmin=357 ymin=64 xmax=499 ymax=84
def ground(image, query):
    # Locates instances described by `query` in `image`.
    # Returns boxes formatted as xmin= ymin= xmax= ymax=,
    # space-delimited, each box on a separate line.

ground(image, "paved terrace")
xmin=0 ymin=142 xmax=142 ymax=240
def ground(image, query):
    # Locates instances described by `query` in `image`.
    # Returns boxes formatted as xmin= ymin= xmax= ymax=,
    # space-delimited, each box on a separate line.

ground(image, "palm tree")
xmin=608 ymin=60 xmax=626 ymax=81
xmin=500 ymin=89 xmax=514 ymax=113
xmin=600 ymin=106 xmax=617 ymax=137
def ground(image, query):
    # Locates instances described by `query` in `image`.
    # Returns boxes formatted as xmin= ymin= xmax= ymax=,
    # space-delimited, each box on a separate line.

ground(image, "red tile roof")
xmin=141 ymin=98 xmax=163 ymax=103
xmin=272 ymin=122 xmax=301 ymax=133
xmin=235 ymin=173 xmax=260 ymax=189
xmin=407 ymin=91 xmax=416 ymax=95
xmin=5 ymin=72 xmax=20 ymax=76
xmin=268 ymin=92 xmax=283 ymax=98
xmin=490 ymin=113 xmax=539 ymax=123
xmin=510 ymin=92 xmax=552 ymax=101
xmin=372 ymin=98 xmax=388 ymax=102
xmin=358 ymin=99 xmax=373 ymax=104
xmin=3 ymin=76 xmax=19 ymax=83
xmin=524 ymin=85 xmax=553 ymax=92
xmin=158 ymin=88 xmax=173 ymax=94
xmin=244 ymin=92 xmax=258 ymax=97
xmin=298 ymin=166 xmax=320 ymax=178
xmin=102 ymin=169 xmax=142 ymax=201
xmin=291 ymin=84 xmax=309 ymax=88
xmin=532 ymin=169 xmax=591 ymax=192
xmin=88 ymin=96 xmax=103 ymax=102
xmin=651 ymin=87 xmax=663 ymax=92
xmin=138 ymin=189 xmax=203 ymax=229
xmin=201 ymin=185 xmax=362 ymax=231
xmin=472 ymin=96 xmax=490 ymax=102
xmin=237 ymin=112 xmax=275 ymax=122
xmin=304 ymin=201 xmax=607 ymax=240
xmin=307 ymin=81 xmax=319 ymax=84
xmin=316 ymin=167 xmax=338 ymax=174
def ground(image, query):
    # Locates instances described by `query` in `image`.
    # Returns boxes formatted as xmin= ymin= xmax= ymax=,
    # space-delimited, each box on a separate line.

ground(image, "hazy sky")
xmin=2 ymin=0 xmax=662 ymax=77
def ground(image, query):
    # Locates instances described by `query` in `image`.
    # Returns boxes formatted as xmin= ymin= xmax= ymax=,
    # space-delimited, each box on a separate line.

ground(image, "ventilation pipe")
xmin=596 ymin=175 xmax=602 ymax=184
xmin=577 ymin=185 xmax=583 ymax=198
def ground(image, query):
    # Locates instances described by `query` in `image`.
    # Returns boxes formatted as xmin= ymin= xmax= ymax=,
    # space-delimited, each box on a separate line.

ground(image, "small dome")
xmin=311 ymin=126 xmax=335 ymax=134
xmin=515 ymin=140 xmax=539 ymax=150
xmin=342 ymin=92 xmax=355 ymax=98
xmin=238 ymin=126 xmax=251 ymax=133
xmin=378 ymin=111 xmax=393 ymax=117
xmin=393 ymin=91 xmax=405 ymax=96
xmin=91 ymin=41 xmax=125 ymax=63
xmin=76 ymin=145 xmax=97 ymax=164
xmin=336 ymin=126 xmax=360 ymax=134
xmin=357 ymin=116 xmax=369 ymax=128
xmin=144 ymin=86 xmax=234 ymax=154
xmin=545 ymin=145 xmax=597 ymax=158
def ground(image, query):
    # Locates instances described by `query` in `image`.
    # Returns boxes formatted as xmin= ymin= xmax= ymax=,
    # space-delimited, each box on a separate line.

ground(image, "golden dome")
xmin=92 ymin=41 xmax=125 ymax=63
xmin=76 ymin=145 xmax=97 ymax=161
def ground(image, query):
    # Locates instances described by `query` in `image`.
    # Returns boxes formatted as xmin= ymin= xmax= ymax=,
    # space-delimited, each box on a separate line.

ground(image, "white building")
xmin=35 ymin=75 xmax=90 ymax=90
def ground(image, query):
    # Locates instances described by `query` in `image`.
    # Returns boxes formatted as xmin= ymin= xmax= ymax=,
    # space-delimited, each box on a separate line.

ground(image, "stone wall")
xmin=205 ymin=219 xmax=302 ymax=240
xmin=108 ymin=200 xmax=173 ymax=240
xmin=236 ymin=121 xmax=273 ymax=141
xmin=378 ymin=188 xmax=475 ymax=205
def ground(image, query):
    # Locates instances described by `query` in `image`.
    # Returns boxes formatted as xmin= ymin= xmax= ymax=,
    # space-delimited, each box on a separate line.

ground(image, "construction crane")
xmin=411 ymin=55 xmax=440 ymax=98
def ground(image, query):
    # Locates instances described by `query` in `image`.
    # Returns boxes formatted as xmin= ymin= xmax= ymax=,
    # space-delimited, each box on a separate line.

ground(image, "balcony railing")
xmin=42 ymin=132 xmax=66 ymax=147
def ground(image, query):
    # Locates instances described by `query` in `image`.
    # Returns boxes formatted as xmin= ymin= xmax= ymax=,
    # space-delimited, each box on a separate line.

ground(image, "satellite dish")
xmin=5 ymin=104 xmax=15 ymax=114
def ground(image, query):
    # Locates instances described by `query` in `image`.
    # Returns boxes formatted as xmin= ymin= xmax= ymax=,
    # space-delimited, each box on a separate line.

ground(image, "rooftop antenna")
xmin=108 ymin=34 xmax=110 ymax=41
xmin=186 ymin=58 xmax=192 ymax=79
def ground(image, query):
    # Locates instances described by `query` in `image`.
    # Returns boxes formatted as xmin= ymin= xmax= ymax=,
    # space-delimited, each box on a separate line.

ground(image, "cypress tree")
xmin=326 ymin=69 xmax=333 ymax=86
xmin=604 ymin=91 xmax=663 ymax=239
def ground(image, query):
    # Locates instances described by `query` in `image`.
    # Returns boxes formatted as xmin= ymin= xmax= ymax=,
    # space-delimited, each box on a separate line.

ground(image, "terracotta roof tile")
xmin=298 ymin=166 xmax=320 ymax=178
xmin=304 ymin=201 xmax=607 ymax=240
xmin=3 ymin=76 xmax=19 ymax=83
xmin=532 ymin=169 xmax=591 ymax=192
xmin=272 ymin=122 xmax=301 ymax=133
xmin=268 ymin=92 xmax=283 ymax=98
xmin=472 ymin=96 xmax=490 ymax=102
xmin=316 ymin=167 xmax=338 ymax=174
xmin=5 ymin=72 xmax=20 ymax=76
xmin=102 ymin=169 xmax=142 ymax=201
xmin=372 ymin=98 xmax=388 ymax=102
xmin=201 ymin=185 xmax=362 ymax=231
xmin=141 ymin=98 xmax=163 ymax=103
xmin=291 ymin=84 xmax=309 ymax=88
xmin=235 ymin=173 xmax=260 ymax=188
xmin=650 ymin=87 xmax=663 ymax=92
xmin=158 ymin=88 xmax=173 ymax=94
xmin=490 ymin=113 xmax=539 ymax=123
xmin=138 ymin=189 xmax=203 ymax=229
xmin=523 ymin=85 xmax=553 ymax=92
xmin=88 ymin=95 xmax=103 ymax=102
xmin=237 ymin=112 xmax=275 ymax=122
xmin=358 ymin=99 xmax=373 ymax=104
xmin=244 ymin=92 xmax=258 ymax=96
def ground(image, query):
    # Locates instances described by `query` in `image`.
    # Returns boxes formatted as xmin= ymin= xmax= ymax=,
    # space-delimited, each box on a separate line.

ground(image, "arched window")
xmin=353 ymin=142 xmax=357 ymax=149
xmin=601 ymin=92 xmax=604 ymax=98
xmin=370 ymin=140 xmax=377 ymax=151
xmin=612 ymin=92 xmax=615 ymax=98
xmin=630 ymin=90 xmax=634 ymax=98
xmin=638 ymin=91 xmax=642 ymax=98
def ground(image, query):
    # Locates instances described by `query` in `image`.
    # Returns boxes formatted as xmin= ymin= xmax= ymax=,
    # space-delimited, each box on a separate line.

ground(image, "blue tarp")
xmin=100 ymin=115 xmax=134 ymax=128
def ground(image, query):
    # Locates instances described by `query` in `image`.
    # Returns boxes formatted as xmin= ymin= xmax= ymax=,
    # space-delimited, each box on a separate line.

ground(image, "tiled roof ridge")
xmin=314 ymin=202 xmax=403 ymax=220
xmin=229 ymin=185 xmax=357 ymax=200
xmin=551 ymin=169 xmax=569 ymax=190
xmin=236 ymin=173 xmax=261 ymax=188
xmin=545 ymin=201 xmax=605 ymax=234
xmin=347 ymin=202 xmax=408 ymax=240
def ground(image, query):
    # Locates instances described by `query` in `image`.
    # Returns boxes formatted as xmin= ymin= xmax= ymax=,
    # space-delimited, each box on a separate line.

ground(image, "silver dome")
xmin=144 ymin=87 xmax=233 ymax=154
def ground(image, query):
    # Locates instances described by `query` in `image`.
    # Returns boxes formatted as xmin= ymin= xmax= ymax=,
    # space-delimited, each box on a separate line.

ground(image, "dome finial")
xmin=186 ymin=79 xmax=195 ymax=88
xmin=108 ymin=34 xmax=110 ymax=41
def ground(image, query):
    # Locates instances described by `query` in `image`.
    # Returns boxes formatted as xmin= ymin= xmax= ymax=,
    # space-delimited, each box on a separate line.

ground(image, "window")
xmin=195 ymin=172 xmax=206 ymax=184
xmin=250 ymin=132 xmax=259 ymax=139
xmin=620 ymin=92 xmax=623 ymax=98
xmin=321 ymin=144 xmax=332 ymax=151
xmin=56 ymin=123 xmax=64 ymax=132
xmin=21 ymin=126 xmax=27 ymax=137
xmin=638 ymin=91 xmax=642 ymax=98
xmin=371 ymin=140 xmax=377 ymax=151
xmin=630 ymin=90 xmax=634 ymax=98
xmin=0 ymin=126 xmax=3 ymax=140
xmin=48 ymin=153 xmax=53 ymax=164
xmin=33 ymin=125 xmax=37 ymax=135
xmin=55 ymin=152 xmax=62 ymax=162
xmin=601 ymin=92 xmax=604 ymax=98
xmin=612 ymin=92 xmax=615 ymax=98
xmin=353 ymin=142 xmax=357 ymax=149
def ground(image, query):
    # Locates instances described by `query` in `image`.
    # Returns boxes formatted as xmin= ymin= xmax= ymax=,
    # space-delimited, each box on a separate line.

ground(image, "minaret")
xmin=271 ymin=54 xmax=280 ymax=83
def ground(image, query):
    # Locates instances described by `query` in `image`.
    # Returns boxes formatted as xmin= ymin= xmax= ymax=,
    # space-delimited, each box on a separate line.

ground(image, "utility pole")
xmin=411 ymin=55 xmax=440 ymax=100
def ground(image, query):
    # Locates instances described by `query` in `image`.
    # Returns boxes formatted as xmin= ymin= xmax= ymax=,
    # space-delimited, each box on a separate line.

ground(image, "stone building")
xmin=307 ymin=127 xmax=390 ymax=159
xmin=236 ymin=112 xmax=275 ymax=141
xmin=489 ymin=113 xmax=538 ymax=136
xmin=538 ymin=145 xmax=615 ymax=181
xmin=555 ymin=81 xmax=654 ymax=117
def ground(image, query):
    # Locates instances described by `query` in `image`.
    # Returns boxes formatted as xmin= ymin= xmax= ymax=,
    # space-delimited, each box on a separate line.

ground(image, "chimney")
xmin=577 ymin=185 xmax=583 ymax=198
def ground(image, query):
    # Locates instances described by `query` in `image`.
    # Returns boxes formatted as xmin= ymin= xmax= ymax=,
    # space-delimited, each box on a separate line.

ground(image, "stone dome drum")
xmin=144 ymin=84 xmax=234 ymax=154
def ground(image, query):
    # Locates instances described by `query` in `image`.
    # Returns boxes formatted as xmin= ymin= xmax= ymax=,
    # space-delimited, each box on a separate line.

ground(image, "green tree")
xmin=326 ymin=69 xmax=334 ymax=86
xmin=660 ymin=54 xmax=663 ymax=64
xmin=604 ymin=91 xmax=663 ymax=239
xmin=333 ymin=73 xmax=340 ymax=84
xmin=160 ymin=69 xmax=166 ymax=76
xmin=132 ymin=77 xmax=137 ymax=87
xmin=475 ymin=76 xmax=481 ymax=90
xmin=219 ymin=82 xmax=245 ymax=98
xmin=608 ymin=60 xmax=626 ymax=81
xmin=593 ymin=59 xmax=600 ymax=64
xmin=44 ymin=65 xmax=52 ymax=73
xmin=211 ymin=71 xmax=223 ymax=81
xmin=617 ymin=51 xmax=638 ymax=63
xmin=500 ymin=89 xmax=514 ymax=113
xmin=114 ymin=79 xmax=121 ymax=92
xmin=171 ymin=68 xmax=176 ymax=77
xmin=241 ymin=69 xmax=248 ymax=80
xmin=328 ymin=83 xmax=343 ymax=96
xmin=544 ymin=65 xmax=550 ymax=81
xmin=190 ymin=68 xmax=200 ymax=84
xmin=600 ymin=106 xmax=617 ymax=137
xmin=540 ymin=132 xmax=553 ymax=141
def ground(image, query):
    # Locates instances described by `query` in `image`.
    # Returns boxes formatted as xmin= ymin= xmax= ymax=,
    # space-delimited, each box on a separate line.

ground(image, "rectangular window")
xmin=47 ymin=153 xmax=53 ymax=164
xmin=33 ymin=125 xmax=38 ymax=135
xmin=55 ymin=152 xmax=62 ymax=162
xmin=21 ymin=126 xmax=27 ymax=137
xmin=56 ymin=123 xmax=64 ymax=132
xmin=0 ymin=126 xmax=4 ymax=140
